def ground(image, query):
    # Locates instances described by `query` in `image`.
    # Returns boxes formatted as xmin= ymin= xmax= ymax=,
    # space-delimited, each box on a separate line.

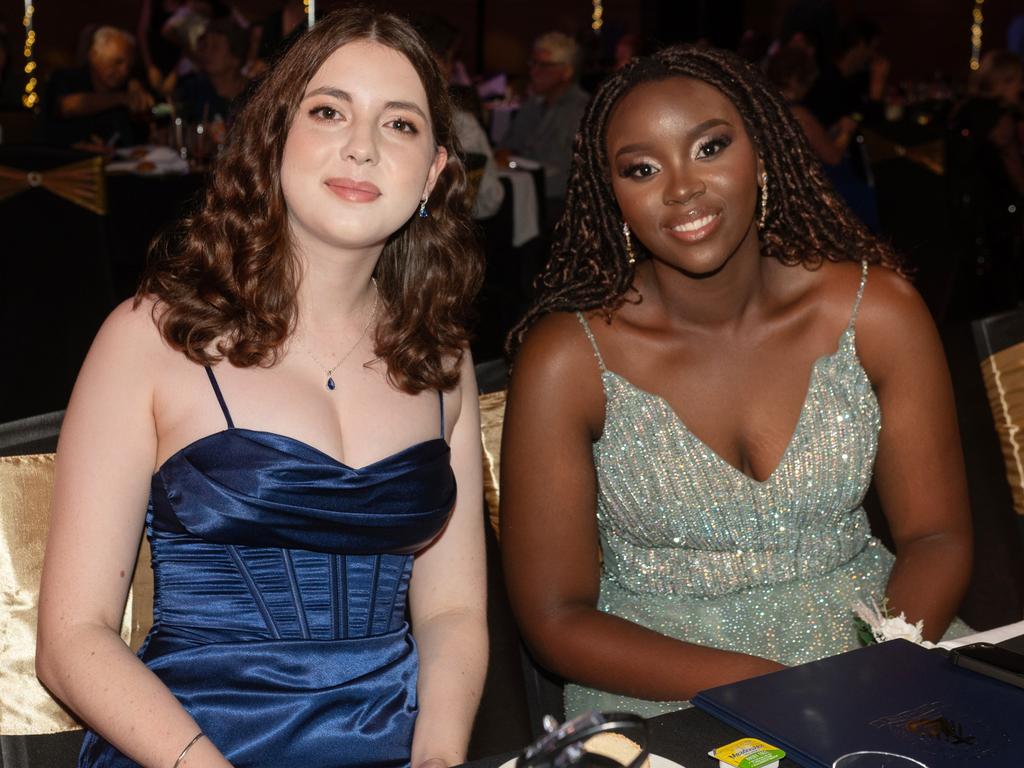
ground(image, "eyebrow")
xmin=613 ymin=117 xmax=734 ymax=158
xmin=303 ymin=86 xmax=429 ymax=121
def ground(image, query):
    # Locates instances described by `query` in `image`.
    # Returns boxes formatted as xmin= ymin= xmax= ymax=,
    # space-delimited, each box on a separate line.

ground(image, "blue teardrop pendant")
xmin=326 ymin=376 xmax=336 ymax=391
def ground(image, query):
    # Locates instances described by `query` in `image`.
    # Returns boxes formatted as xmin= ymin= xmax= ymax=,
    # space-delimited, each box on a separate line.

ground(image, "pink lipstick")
xmin=325 ymin=177 xmax=381 ymax=202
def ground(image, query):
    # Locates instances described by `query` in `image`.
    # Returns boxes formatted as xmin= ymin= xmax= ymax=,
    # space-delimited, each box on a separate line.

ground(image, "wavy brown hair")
xmin=139 ymin=8 xmax=482 ymax=392
xmin=509 ymin=44 xmax=903 ymax=353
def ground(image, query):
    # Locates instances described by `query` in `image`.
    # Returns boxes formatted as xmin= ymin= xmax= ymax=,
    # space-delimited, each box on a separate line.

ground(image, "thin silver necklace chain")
xmin=297 ymin=278 xmax=379 ymax=391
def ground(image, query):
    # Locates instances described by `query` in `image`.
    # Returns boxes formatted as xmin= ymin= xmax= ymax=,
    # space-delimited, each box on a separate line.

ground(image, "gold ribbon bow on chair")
xmin=0 ymin=155 xmax=108 ymax=215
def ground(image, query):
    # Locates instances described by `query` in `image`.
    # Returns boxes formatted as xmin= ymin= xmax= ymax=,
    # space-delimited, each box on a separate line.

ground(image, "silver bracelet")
xmin=172 ymin=731 xmax=205 ymax=768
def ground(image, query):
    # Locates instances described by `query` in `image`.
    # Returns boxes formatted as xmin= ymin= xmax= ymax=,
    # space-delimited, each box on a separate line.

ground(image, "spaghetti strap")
xmin=204 ymin=366 xmax=235 ymax=429
xmin=847 ymin=260 xmax=869 ymax=332
xmin=575 ymin=311 xmax=607 ymax=373
xmin=438 ymin=391 xmax=445 ymax=441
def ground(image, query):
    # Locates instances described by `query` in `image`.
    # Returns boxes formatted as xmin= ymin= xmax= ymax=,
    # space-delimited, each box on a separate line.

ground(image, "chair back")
xmin=974 ymin=310 xmax=1024 ymax=516
xmin=0 ymin=414 xmax=153 ymax=766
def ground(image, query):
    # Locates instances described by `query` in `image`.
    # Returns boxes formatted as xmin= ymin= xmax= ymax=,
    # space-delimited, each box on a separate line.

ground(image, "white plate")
xmin=497 ymin=754 xmax=687 ymax=768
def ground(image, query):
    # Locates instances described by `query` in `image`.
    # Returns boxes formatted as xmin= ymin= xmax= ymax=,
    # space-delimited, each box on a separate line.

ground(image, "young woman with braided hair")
xmin=500 ymin=44 xmax=972 ymax=716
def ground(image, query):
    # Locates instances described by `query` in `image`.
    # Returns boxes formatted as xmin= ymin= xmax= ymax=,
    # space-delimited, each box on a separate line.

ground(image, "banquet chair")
xmin=972 ymin=311 xmax=1024 ymax=601
xmin=974 ymin=310 xmax=1024 ymax=518
xmin=0 ymin=413 xmax=153 ymax=768
xmin=474 ymin=359 xmax=566 ymax=736
xmin=0 ymin=146 xmax=116 ymax=423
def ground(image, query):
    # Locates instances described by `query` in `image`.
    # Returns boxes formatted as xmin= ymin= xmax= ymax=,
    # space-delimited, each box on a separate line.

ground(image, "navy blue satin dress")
xmin=79 ymin=367 xmax=455 ymax=768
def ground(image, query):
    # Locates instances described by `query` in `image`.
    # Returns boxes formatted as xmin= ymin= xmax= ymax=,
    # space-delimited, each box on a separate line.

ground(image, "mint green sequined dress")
xmin=567 ymin=262 xmax=966 ymax=718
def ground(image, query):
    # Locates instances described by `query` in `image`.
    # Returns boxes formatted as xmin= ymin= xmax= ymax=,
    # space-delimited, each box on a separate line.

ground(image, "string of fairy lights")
xmin=22 ymin=0 xmax=38 ymax=109
xmin=10 ymin=1 xmax=994 ymax=111
xmin=970 ymin=0 xmax=984 ymax=71
xmin=591 ymin=0 xmax=604 ymax=33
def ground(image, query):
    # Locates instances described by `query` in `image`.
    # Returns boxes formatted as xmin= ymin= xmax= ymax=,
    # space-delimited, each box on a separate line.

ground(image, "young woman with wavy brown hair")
xmin=500 ymin=44 xmax=972 ymax=717
xmin=37 ymin=9 xmax=486 ymax=767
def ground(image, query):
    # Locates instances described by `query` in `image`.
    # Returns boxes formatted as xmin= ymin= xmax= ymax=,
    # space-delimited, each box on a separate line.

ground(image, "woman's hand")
xmin=416 ymin=759 xmax=447 ymax=768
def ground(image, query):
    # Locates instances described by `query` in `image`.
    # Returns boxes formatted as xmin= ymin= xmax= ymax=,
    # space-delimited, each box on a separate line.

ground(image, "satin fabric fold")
xmin=155 ymin=430 xmax=455 ymax=554
xmin=79 ymin=425 xmax=455 ymax=768
xmin=79 ymin=627 xmax=418 ymax=768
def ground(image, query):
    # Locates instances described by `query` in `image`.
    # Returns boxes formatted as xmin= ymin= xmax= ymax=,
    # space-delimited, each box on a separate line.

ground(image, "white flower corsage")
xmin=853 ymin=598 xmax=935 ymax=648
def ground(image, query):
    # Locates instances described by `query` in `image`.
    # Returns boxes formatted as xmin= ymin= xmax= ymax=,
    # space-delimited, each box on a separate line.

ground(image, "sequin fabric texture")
xmin=567 ymin=262 xmax=896 ymax=718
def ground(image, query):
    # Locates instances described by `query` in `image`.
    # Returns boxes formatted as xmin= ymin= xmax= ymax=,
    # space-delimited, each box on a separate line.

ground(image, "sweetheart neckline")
xmin=154 ymin=429 xmax=449 ymax=477
xmin=599 ymin=328 xmax=873 ymax=486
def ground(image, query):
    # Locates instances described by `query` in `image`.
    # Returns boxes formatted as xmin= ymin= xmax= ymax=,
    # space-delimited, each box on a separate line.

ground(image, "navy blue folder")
xmin=692 ymin=639 xmax=1024 ymax=768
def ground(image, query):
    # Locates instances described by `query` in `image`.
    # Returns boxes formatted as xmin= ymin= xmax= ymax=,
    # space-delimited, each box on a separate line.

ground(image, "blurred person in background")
xmin=804 ymin=16 xmax=888 ymax=130
xmin=37 ymin=26 xmax=154 ymax=151
xmin=765 ymin=44 xmax=857 ymax=167
xmin=782 ymin=14 xmax=884 ymax=231
xmin=175 ymin=17 xmax=248 ymax=127
xmin=496 ymin=31 xmax=590 ymax=223
xmin=947 ymin=50 xmax=1024 ymax=315
xmin=244 ymin=0 xmax=306 ymax=78
xmin=137 ymin=0 xmax=187 ymax=96
xmin=416 ymin=14 xmax=504 ymax=221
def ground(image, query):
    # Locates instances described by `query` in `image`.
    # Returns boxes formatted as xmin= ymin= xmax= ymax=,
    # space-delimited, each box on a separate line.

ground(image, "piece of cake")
xmin=582 ymin=732 xmax=651 ymax=768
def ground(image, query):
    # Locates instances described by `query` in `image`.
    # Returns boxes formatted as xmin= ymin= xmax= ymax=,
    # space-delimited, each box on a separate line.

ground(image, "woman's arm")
xmin=500 ymin=314 xmax=783 ymax=704
xmin=791 ymin=105 xmax=854 ymax=167
xmin=136 ymin=0 xmax=161 ymax=90
xmin=36 ymin=300 xmax=232 ymax=768
xmin=856 ymin=269 xmax=973 ymax=640
xmin=409 ymin=351 xmax=488 ymax=768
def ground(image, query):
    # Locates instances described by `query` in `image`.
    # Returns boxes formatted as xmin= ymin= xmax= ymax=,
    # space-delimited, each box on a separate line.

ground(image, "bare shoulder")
xmin=68 ymin=296 xmax=185 ymax=426
xmin=796 ymin=259 xmax=921 ymax=325
xmin=509 ymin=311 xmax=606 ymax=435
xmin=90 ymin=295 xmax=173 ymax=365
xmin=513 ymin=311 xmax=602 ymax=386
xmin=815 ymin=260 xmax=937 ymax=380
xmin=856 ymin=263 xmax=932 ymax=338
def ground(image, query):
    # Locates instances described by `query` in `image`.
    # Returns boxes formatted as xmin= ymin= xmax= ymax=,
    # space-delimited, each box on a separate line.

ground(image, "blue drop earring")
xmin=418 ymin=198 xmax=429 ymax=218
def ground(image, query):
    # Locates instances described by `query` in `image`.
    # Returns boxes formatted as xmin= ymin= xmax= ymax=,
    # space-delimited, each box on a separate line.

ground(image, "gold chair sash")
xmin=0 ymin=156 xmax=108 ymax=216
xmin=980 ymin=343 xmax=1024 ymax=516
xmin=479 ymin=390 xmax=507 ymax=540
xmin=0 ymin=453 xmax=152 ymax=736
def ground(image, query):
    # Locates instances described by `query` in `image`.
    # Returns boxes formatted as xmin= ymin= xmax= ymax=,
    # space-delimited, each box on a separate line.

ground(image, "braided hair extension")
xmin=508 ymin=44 xmax=904 ymax=354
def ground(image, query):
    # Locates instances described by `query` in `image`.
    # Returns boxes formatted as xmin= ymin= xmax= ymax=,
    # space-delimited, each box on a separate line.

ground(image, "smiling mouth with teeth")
xmin=671 ymin=213 xmax=719 ymax=232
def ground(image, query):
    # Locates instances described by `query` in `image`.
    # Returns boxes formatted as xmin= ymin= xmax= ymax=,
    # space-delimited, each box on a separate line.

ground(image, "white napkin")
xmin=937 ymin=619 xmax=1024 ymax=649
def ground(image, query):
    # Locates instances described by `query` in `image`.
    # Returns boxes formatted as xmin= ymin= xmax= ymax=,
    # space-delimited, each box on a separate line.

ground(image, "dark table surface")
xmin=460 ymin=633 xmax=1024 ymax=768
xmin=457 ymin=705 xmax=797 ymax=768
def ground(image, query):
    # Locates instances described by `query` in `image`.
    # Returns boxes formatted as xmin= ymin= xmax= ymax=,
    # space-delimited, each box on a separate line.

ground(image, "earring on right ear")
xmin=622 ymin=221 xmax=636 ymax=265
xmin=758 ymin=172 xmax=769 ymax=230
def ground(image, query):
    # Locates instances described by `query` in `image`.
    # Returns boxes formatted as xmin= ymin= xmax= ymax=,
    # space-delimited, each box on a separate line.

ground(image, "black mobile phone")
xmin=949 ymin=642 xmax=1024 ymax=689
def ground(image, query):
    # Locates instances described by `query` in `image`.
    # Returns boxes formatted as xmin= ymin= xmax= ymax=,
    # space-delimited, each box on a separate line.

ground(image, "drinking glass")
xmin=832 ymin=752 xmax=929 ymax=768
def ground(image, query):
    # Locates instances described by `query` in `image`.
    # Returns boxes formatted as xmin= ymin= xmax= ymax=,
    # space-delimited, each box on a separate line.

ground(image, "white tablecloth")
xmin=496 ymin=160 xmax=541 ymax=247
